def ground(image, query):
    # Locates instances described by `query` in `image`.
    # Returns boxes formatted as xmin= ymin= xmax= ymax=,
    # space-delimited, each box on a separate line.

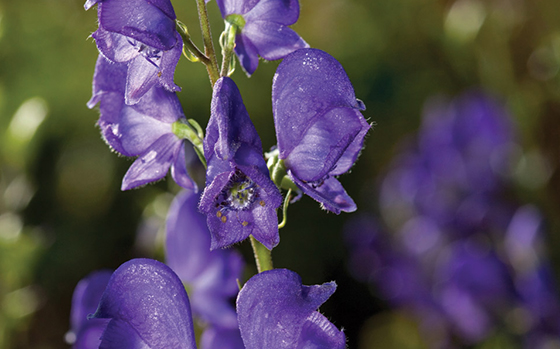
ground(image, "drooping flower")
xmin=85 ymin=0 xmax=182 ymax=105
xmin=216 ymin=0 xmax=308 ymax=75
xmin=199 ymin=77 xmax=282 ymax=250
xmin=236 ymin=268 xmax=346 ymax=349
xmin=165 ymin=189 xmax=244 ymax=330
xmin=88 ymin=55 xmax=196 ymax=191
xmin=272 ymin=48 xmax=370 ymax=214
xmin=67 ymin=270 xmax=112 ymax=349
xmin=90 ymin=258 xmax=197 ymax=349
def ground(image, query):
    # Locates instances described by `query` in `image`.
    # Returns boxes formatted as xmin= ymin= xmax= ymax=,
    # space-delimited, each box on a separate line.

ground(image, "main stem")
xmin=195 ymin=0 xmax=220 ymax=86
xmin=250 ymin=236 xmax=273 ymax=273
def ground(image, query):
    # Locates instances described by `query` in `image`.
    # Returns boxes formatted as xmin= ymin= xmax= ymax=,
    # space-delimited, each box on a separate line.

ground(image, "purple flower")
xmin=199 ymin=77 xmax=282 ymax=250
xmin=236 ymin=268 xmax=346 ymax=348
xmin=90 ymin=258 xmax=197 ymax=349
xmin=85 ymin=0 xmax=182 ymax=105
xmin=67 ymin=270 xmax=112 ymax=349
xmin=165 ymin=189 xmax=244 ymax=329
xmin=89 ymin=55 xmax=196 ymax=191
xmin=216 ymin=0 xmax=308 ymax=75
xmin=272 ymin=48 xmax=370 ymax=214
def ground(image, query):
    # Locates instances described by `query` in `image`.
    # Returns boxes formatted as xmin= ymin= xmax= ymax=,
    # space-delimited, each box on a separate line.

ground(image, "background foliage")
xmin=1 ymin=0 xmax=559 ymax=348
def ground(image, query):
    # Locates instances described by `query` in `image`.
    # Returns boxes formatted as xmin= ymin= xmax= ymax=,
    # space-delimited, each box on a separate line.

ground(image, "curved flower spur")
xmin=272 ymin=48 xmax=370 ymax=214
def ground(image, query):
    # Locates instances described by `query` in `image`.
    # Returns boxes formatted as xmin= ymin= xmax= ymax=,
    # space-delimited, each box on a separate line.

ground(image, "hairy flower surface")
xmin=273 ymin=48 xmax=370 ymax=214
xmin=200 ymin=77 xmax=282 ymax=250
xmin=88 ymin=56 xmax=195 ymax=191
xmin=91 ymin=259 xmax=197 ymax=349
xmin=237 ymin=268 xmax=346 ymax=348
xmin=85 ymin=0 xmax=182 ymax=104
xmin=216 ymin=0 xmax=308 ymax=75
xmin=68 ymin=271 xmax=112 ymax=349
xmin=166 ymin=190 xmax=244 ymax=330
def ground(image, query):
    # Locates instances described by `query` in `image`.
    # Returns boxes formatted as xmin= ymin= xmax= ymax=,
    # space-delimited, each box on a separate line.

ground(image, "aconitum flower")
xmin=89 ymin=56 xmax=196 ymax=191
xmin=237 ymin=268 xmax=346 ymax=348
xmin=67 ymin=270 xmax=112 ymax=349
xmin=85 ymin=0 xmax=182 ymax=105
xmin=272 ymin=48 xmax=370 ymax=214
xmin=165 ymin=189 xmax=244 ymax=329
xmin=90 ymin=259 xmax=197 ymax=348
xmin=199 ymin=77 xmax=282 ymax=250
xmin=216 ymin=0 xmax=308 ymax=75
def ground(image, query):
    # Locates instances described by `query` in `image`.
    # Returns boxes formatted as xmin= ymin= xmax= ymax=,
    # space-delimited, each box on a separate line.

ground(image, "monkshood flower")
xmin=67 ymin=270 xmax=112 ymax=349
xmin=237 ymin=268 xmax=346 ymax=348
xmin=90 ymin=258 xmax=197 ymax=348
xmin=216 ymin=0 xmax=308 ymax=75
xmin=89 ymin=56 xmax=196 ymax=191
xmin=85 ymin=0 xmax=182 ymax=105
xmin=199 ymin=77 xmax=282 ymax=250
xmin=272 ymin=48 xmax=370 ymax=214
xmin=165 ymin=189 xmax=244 ymax=330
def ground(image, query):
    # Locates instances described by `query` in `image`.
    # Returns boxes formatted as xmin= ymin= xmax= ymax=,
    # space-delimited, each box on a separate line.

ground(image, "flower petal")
xmin=92 ymin=259 xmax=196 ymax=349
xmin=125 ymin=56 xmax=159 ymax=105
xmin=244 ymin=0 xmax=300 ymax=25
xmin=243 ymin=21 xmax=308 ymax=62
xmin=237 ymin=269 xmax=339 ymax=349
xmin=121 ymin=133 xmax=180 ymax=190
xmin=290 ymin=172 xmax=357 ymax=214
xmin=201 ymin=326 xmax=244 ymax=349
xmin=234 ymin=34 xmax=260 ymax=76
xmin=92 ymin=28 xmax=140 ymax=63
xmin=98 ymin=0 xmax=177 ymax=50
xmin=170 ymin=145 xmax=197 ymax=191
xmin=88 ymin=55 xmax=127 ymax=109
xmin=299 ymin=312 xmax=346 ymax=349
xmin=158 ymin=33 xmax=183 ymax=93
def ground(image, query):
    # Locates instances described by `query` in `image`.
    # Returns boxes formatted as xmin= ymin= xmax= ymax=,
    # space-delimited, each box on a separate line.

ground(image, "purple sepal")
xmin=92 ymin=258 xmax=197 ymax=349
xmin=69 ymin=270 xmax=113 ymax=349
xmin=216 ymin=0 xmax=307 ymax=75
xmin=237 ymin=268 xmax=345 ymax=349
xmin=166 ymin=190 xmax=244 ymax=328
xmin=273 ymin=48 xmax=369 ymax=213
xmin=199 ymin=77 xmax=282 ymax=250
xmin=200 ymin=327 xmax=244 ymax=349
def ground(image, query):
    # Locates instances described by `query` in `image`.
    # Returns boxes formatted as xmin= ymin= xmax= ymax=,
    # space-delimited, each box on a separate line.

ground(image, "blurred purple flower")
xmin=199 ymin=77 xmax=282 ymax=250
xmin=236 ymin=268 xmax=346 ymax=349
xmin=216 ymin=0 xmax=308 ymax=75
xmin=67 ymin=270 xmax=112 ymax=349
xmin=85 ymin=0 xmax=182 ymax=105
xmin=91 ymin=259 xmax=197 ymax=349
xmin=272 ymin=48 xmax=370 ymax=214
xmin=88 ymin=56 xmax=196 ymax=191
xmin=165 ymin=189 xmax=244 ymax=331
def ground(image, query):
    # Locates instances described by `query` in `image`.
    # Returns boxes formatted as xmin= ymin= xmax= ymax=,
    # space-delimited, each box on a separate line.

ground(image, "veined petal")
xmin=243 ymin=21 xmax=308 ymax=61
xmin=244 ymin=0 xmax=300 ymax=26
xmin=273 ymin=48 xmax=367 ymax=159
xmin=88 ymin=55 xmax=127 ymax=109
xmin=145 ymin=0 xmax=176 ymax=20
xmin=234 ymin=34 xmax=260 ymax=76
xmin=125 ymin=56 xmax=159 ymax=105
xmin=216 ymin=0 xmax=260 ymax=17
xmin=170 ymin=145 xmax=197 ymax=191
xmin=285 ymin=107 xmax=364 ymax=182
xmin=237 ymin=269 xmax=338 ymax=349
xmin=159 ymin=33 xmax=183 ymax=93
xmin=93 ymin=28 xmax=140 ymax=63
xmin=299 ymin=312 xmax=346 ymax=349
xmin=92 ymin=259 xmax=196 ymax=349
xmin=121 ymin=133 xmax=180 ymax=190
xmin=290 ymin=173 xmax=356 ymax=214
xmin=98 ymin=0 xmax=177 ymax=50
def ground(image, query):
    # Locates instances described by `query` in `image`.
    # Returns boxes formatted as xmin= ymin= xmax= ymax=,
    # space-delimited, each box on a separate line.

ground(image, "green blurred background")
xmin=0 ymin=0 xmax=559 ymax=348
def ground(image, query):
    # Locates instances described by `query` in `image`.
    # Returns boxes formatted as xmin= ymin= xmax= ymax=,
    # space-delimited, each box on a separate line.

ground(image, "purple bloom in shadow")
xmin=236 ymin=268 xmax=345 ymax=349
xmin=88 ymin=55 xmax=196 ymax=191
xmin=216 ymin=0 xmax=308 ymax=75
xmin=165 ymin=189 xmax=244 ymax=330
xmin=91 ymin=258 xmax=197 ymax=349
xmin=199 ymin=77 xmax=282 ymax=250
xmin=273 ymin=48 xmax=370 ymax=214
xmin=85 ymin=0 xmax=182 ymax=104
xmin=68 ymin=270 xmax=112 ymax=349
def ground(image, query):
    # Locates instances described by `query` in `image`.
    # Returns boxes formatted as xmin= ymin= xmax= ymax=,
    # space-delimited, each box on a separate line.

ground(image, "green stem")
xmin=195 ymin=0 xmax=220 ymax=86
xmin=250 ymin=236 xmax=273 ymax=273
xmin=278 ymin=189 xmax=292 ymax=229
xmin=176 ymin=21 xmax=209 ymax=64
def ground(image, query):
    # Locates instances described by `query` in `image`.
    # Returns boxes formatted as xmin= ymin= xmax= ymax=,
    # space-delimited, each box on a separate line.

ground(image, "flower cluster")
xmin=72 ymin=0 xmax=370 ymax=347
xmin=345 ymin=91 xmax=560 ymax=347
